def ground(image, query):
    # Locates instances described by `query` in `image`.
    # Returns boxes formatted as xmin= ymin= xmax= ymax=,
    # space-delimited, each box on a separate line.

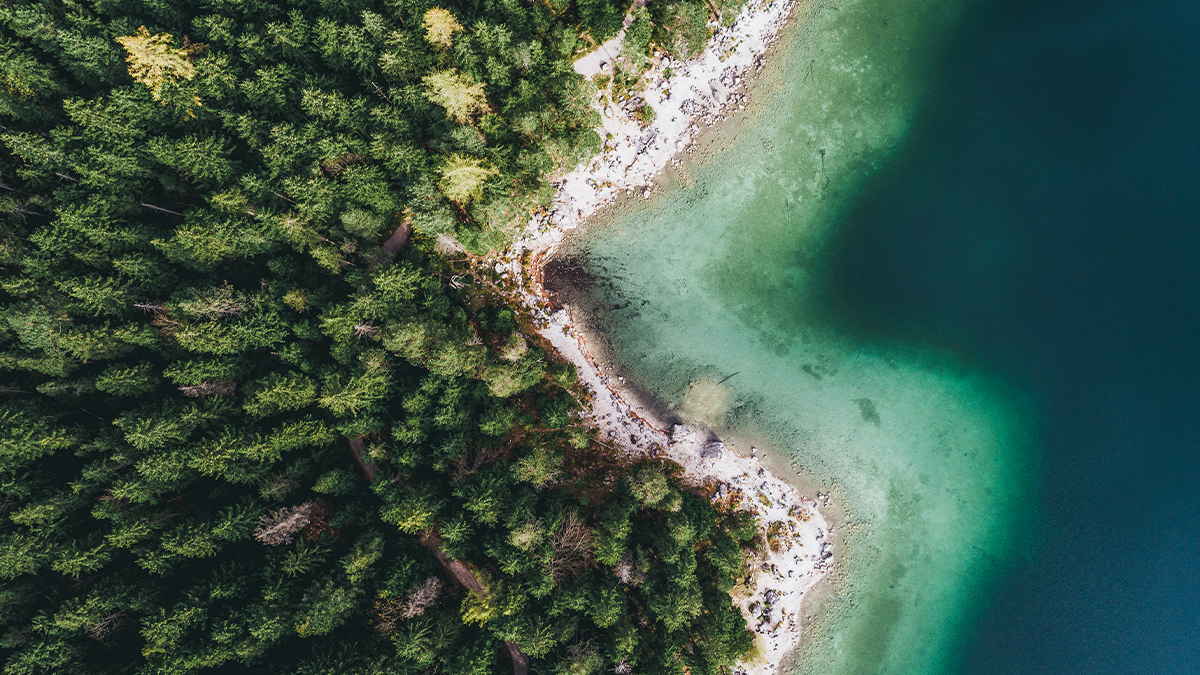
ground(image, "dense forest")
xmin=0 ymin=0 xmax=761 ymax=673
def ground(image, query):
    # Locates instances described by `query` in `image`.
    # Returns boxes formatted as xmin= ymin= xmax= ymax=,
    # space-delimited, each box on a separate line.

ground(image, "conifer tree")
xmin=115 ymin=27 xmax=197 ymax=102
xmin=441 ymin=154 xmax=500 ymax=206
xmin=423 ymin=8 xmax=465 ymax=49
xmin=423 ymin=70 xmax=490 ymax=125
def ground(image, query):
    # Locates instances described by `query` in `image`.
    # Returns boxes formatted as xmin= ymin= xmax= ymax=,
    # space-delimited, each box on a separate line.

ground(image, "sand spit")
xmin=483 ymin=1 xmax=833 ymax=672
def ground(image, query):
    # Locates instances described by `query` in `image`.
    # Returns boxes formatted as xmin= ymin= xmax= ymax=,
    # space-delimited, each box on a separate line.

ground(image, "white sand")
xmin=549 ymin=0 xmax=797 ymax=232
xmin=491 ymin=1 xmax=832 ymax=671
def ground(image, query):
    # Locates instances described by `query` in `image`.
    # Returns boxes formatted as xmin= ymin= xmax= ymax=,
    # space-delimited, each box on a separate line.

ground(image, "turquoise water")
xmin=549 ymin=0 xmax=1037 ymax=672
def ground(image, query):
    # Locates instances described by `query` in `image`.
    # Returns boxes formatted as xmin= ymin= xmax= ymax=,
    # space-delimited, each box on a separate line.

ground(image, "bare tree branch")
xmin=254 ymin=501 xmax=317 ymax=546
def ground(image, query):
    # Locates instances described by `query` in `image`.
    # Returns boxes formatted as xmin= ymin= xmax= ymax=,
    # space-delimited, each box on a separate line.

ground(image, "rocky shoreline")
xmin=490 ymin=1 xmax=835 ymax=672
xmin=544 ymin=0 xmax=802 ymax=232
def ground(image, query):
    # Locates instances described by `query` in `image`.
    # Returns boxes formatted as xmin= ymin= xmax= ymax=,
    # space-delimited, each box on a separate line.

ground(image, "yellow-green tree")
xmin=115 ymin=27 xmax=196 ymax=101
xmin=422 ymin=70 xmax=488 ymax=125
xmin=440 ymin=154 xmax=498 ymax=205
xmin=422 ymin=8 xmax=464 ymax=49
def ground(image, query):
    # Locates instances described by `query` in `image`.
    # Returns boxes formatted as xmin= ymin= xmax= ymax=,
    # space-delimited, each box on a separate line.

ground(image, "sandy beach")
xmin=487 ymin=1 xmax=837 ymax=672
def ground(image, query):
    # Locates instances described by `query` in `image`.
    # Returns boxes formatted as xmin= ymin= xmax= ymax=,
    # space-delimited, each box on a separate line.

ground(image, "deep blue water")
xmin=828 ymin=0 xmax=1200 ymax=672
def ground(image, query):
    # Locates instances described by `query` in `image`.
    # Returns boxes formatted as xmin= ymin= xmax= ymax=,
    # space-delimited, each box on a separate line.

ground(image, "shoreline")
xmin=494 ymin=1 xmax=839 ymax=672
xmin=536 ymin=306 xmax=835 ymax=675
xmin=544 ymin=0 xmax=801 ymax=232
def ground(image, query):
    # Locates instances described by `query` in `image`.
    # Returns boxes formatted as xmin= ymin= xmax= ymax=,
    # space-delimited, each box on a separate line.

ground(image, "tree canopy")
xmin=0 ymin=0 xmax=762 ymax=673
xmin=115 ymin=27 xmax=198 ymax=102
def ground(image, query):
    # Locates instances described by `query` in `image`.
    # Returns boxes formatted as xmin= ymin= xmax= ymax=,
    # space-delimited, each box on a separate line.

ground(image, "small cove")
xmin=547 ymin=0 xmax=1038 ymax=673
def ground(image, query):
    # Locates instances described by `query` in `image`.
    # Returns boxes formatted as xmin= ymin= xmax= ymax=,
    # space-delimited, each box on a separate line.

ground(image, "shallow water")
xmin=554 ymin=0 xmax=1200 ymax=670
xmin=549 ymin=0 xmax=1038 ymax=673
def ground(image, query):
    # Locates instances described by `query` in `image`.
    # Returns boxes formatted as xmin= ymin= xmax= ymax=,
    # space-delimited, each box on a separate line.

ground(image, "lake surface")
xmin=550 ymin=0 xmax=1200 ymax=673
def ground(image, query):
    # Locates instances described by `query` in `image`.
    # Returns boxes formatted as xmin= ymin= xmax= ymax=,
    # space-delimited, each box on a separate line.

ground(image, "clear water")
xmin=553 ymin=0 xmax=1200 ymax=671
xmin=830 ymin=0 xmax=1200 ymax=672
xmin=551 ymin=0 xmax=1036 ymax=673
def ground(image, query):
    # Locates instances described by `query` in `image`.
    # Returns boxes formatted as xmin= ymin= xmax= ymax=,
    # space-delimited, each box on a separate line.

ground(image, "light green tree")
xmin=0 ymin=40 xmax=59 ymax=99
xmin=294 ymin=578 xmax=360 ymax=636
xmin=244 ymin=372 xmax=318 ymax=417
xmin=422 ymin=70 xmax=489 ymax=125
xmin=95 ymin=363 xmax=159 ymax=397
xmin=423 ymin=8 xmax=464 ymax=49
xmin=115 ymin=27 xmax=197 ymax=102
xmin=439 ymin=154 xmax=498 ymax=205
xmin=58 ymin=276 xmax=129 ymax=317
xmin=318 ymin=365 xmax=389 ymax=417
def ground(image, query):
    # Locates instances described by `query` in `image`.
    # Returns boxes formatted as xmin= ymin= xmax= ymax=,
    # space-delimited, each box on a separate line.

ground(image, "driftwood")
xmin=506 ymin=643 xmax=530 ymax=675
xmin=367 ymin=219 xmax=414 ymax=272
xmin=417 ymin=530 xmax=485 ymax=592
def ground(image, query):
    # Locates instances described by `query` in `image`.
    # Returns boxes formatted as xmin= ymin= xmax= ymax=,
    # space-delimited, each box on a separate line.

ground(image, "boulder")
xmin=669 ymin=424 xmax=695 ymax=446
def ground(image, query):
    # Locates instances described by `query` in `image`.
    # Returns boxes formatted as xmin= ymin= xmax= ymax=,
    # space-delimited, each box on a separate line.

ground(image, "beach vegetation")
xmin=724 ymin=509 xmax=761 ymax=541
xmin=621 ymin=8 xmax=654 ymax=68
xmin=662 ymin=2 xmax=713 ymax=58
xmin=715 ymin=0 xmax=752 ymax=27
xmin=633 ymin=103 xmax=657 ymax=126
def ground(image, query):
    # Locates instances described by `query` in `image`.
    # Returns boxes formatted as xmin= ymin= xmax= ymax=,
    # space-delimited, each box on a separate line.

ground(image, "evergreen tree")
xmin=423 ymin=70 xmax=490 ymax=125
xmin=0 ymin=0 xmax=760 ymax=672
